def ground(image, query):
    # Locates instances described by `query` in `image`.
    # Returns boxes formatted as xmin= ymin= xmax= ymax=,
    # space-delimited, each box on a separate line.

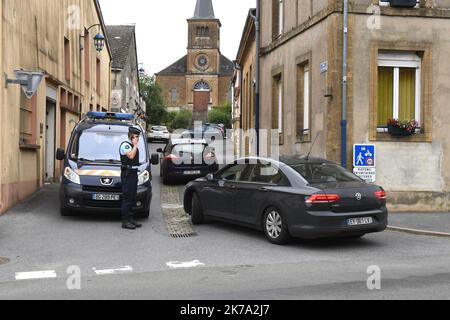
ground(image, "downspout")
xmin=235 ymin=62 xmax=243 ymax=157
xmin=341 ymin=0 xmax=349 ymax=168
xmin=251 ymin=0 xmax=261 ymax=156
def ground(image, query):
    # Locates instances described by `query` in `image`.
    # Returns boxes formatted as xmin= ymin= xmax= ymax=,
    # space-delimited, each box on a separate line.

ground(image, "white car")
xmin=148 ymin=126 xmax=171 ymax=143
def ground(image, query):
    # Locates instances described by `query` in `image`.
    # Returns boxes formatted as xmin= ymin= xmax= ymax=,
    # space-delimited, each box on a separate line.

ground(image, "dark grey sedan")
xmin=184 ymin=156 xmax=388 ymax=245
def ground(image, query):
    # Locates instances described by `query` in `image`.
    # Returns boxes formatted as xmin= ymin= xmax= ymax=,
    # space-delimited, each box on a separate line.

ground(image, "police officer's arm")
xmin=126 ymin=136 xmax=139 ymax=160
xmin=120 ymin=141 xmax=138 ymax=161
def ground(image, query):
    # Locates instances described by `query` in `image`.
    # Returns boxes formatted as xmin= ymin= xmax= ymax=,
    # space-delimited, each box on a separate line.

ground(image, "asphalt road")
xmin=0 ymin=142 xmax=450 ymax=300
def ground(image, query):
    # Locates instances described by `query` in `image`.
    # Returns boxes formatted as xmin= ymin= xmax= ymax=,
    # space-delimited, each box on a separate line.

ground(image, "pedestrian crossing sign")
xmin=353 ymin=144 xmax=376 ymax=168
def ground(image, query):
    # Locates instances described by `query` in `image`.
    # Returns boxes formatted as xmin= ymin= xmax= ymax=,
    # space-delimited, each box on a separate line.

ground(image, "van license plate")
xmin=93 ymin=194 xmax=120 ymax=201
xmin=347 ymin=217 xmax=373 ymax=226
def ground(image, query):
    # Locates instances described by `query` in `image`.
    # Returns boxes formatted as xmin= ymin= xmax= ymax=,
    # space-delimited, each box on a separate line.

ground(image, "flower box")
xmin=387 ymin=119 xmax=419 ymax=137
xmin=387 ymin=124 xmax=415 ymax=136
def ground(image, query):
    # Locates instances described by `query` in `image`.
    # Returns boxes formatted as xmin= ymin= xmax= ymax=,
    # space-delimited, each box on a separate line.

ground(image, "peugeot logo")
xmin=355 ymin=193 xmax=362 ymax=201
xmin=101 ymin=178 xmax=113 ymax=186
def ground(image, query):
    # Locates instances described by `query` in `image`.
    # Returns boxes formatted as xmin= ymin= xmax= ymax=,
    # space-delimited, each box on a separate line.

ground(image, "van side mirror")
xmin=151 ymin=153 xmax=160 ymax=165
xmin=56 ymin=148 xmax=65 ymax=161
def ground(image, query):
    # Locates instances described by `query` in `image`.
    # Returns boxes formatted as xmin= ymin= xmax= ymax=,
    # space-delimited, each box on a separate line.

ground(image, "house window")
xmin=272 ymin=73 xmax=283 ymax=144
xmin=297 ymin=62 xmax=310 ymax=141
xmin=377 ymin=51 xmax=421 ymax=131
xmin=64 ymin=37 xmax=70 ymax=81
xmin=19 ymin=93 xmax=37 ymax=145
xmin=170 ymin=88 xmax=178 ymax=104
xmin=272 ymin=0 xmax=284 ymax=38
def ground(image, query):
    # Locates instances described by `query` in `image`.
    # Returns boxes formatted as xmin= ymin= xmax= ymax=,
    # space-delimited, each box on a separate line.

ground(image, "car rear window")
xmin=171 ymin=144 xmax=207 ymax=155
xmin=290 ymin=163 xmax=362 ymax=183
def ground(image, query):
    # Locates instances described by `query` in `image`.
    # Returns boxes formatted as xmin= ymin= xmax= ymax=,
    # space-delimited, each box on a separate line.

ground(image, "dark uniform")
xmin=120 ymin=128 xmax=142 ymax=229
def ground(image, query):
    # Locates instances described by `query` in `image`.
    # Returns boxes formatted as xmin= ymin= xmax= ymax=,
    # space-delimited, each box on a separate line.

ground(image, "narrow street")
xmin=0 ymin=143 xmax=449 ymax=300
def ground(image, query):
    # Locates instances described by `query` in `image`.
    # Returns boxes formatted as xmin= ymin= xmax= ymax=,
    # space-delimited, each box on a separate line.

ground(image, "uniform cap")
xmin=129 ymin=127 xmax=141 ymax=136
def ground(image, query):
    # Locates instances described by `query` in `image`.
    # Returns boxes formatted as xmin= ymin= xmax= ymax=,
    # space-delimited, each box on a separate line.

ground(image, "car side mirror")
xmin=206 ymin=173 xmax=214 ymax=181
xmin=56 ymin=148 xmax=65 ymax=161
xmin=156 ymin=148 xmax=164 ymax=153
xmin=151 ymin=153 xmax=160 ymax=165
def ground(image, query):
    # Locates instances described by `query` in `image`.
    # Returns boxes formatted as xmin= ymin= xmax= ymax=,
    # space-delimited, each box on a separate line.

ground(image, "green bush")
xmin=170 ymin=109 xmax=192 ymax=130
xmin=208 ymin=103 xmax=232 ymax=128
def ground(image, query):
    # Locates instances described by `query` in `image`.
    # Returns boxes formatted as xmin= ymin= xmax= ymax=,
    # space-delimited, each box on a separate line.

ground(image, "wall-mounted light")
xmin=93 ymin=33 xmax=106 ymax=52
xmin=4 ymin=70 xmax=45 ymax=99
xmin=80 ymin=24 xmax=106 ymax=53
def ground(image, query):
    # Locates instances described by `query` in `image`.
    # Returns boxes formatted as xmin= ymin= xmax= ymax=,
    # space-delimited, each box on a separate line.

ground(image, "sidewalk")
xmin=389 ymin=212 xmax=450 ymax=238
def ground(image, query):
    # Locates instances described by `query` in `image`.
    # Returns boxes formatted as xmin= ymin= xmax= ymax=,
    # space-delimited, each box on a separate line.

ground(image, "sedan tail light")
xmin=164 ymin=154 xmax=180 ymax=162
xmin=305 ymin=194 xmax=341 ymax=204
xmin=374 ymin=190 xmax=387 ymax=200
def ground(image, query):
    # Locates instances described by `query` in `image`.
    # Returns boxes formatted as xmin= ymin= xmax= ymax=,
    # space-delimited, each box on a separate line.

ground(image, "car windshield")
xmin=152 ymin=126 xmax=167 ymax=132
xmin=70 ymin=131 xmax=147 ymax=163
xmin=290 ymin=163 xmax=362 ymax=183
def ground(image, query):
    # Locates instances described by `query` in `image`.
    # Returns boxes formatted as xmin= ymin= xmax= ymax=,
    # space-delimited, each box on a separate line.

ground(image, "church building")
xmin=155 ymin=0 xmax=234 ymax=122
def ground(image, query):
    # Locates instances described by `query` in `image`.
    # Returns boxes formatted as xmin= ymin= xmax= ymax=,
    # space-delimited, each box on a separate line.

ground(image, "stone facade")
xmin=107 ymin=25 xmax=141 ymax=114
xmin=155 ymin=0 xmax=233 ymax=122
xmin=237 ymin=0 xmax=450 ymax=212
xmin=0 ymin=0 xmax=112 ymax=214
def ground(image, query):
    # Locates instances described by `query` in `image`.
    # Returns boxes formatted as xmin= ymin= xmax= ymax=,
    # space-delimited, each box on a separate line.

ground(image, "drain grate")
xmin=161 ymin=186 xmax=197 ymax=239
xmin=0 ymin=257 xmax=10 ymax=265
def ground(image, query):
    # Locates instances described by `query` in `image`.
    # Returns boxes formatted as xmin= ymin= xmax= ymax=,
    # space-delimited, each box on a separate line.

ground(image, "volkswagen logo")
xmin=101 ymin=178 xmax=114 ymax=186
xmin=355 ymin=193 xmax=362 ymax=201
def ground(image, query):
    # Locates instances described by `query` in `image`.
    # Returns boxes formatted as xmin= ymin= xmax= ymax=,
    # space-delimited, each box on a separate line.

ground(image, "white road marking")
xmin=92 ymin=266 xmax=133 ymax=275
xmin=15 ymin=270 xmax=57 ymax=281
xmin=166 ymin=260 xmax=205 ymax=269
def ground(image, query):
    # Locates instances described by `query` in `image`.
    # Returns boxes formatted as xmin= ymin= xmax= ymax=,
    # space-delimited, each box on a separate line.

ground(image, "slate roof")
xmin=193 ymin=0 xmax=215 ymax=19
xmin=106 ymin=25 xmax=136 ymax=70
xmin=156 ymin=54 xmax=234 ymax=76
xmin=156 ymin=55 xmax=188 ymax=75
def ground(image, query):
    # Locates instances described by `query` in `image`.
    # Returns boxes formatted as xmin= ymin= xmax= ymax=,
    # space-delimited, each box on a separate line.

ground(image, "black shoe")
xmin=131 ymin=220 xmax=142 ymax=228
xmin=122 ymin=221 xmax=136 ymax=230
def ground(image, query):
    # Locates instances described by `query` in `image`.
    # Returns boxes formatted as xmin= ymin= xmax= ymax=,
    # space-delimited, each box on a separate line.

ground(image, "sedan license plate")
xmin=183 ymin=170 xmax=201 ymax=175
xmin=347 ymin=217 xmax=373 ymax=226
xmin=92 ymin=194 xmax=120 ymax=201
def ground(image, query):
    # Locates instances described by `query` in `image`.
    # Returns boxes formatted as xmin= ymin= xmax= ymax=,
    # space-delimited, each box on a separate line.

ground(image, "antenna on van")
xmin=306 ymin=133 xmax=320 ymax=161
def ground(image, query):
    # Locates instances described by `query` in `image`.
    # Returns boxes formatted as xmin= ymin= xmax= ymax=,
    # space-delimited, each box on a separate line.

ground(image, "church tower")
xmin=187 ymin=0 xmax=221 ymax=75
xmin=155 ymin=0 xmax=234 ymax=123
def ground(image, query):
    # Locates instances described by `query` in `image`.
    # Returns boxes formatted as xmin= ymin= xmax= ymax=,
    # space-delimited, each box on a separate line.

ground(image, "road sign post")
xmin=353 ymin=144 xmax=376 ymax=183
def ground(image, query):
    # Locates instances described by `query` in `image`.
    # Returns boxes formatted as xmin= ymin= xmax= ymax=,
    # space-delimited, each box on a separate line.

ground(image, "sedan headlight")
xmin=64 ymin=167 xmax=80 ymax=185
xmin=138 ymin=170 xmax=150 ymax=186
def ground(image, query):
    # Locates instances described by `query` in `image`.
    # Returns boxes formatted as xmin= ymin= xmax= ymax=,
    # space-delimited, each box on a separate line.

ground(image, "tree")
xmin=140 ymin=75 xmax=168 ymax=126
xmin=208 ymin=102 xmax=232 ymax=128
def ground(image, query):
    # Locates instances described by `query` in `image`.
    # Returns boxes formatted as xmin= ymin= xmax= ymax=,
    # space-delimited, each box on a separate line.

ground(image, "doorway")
xmin=45 ymin=99 xmax=56 ymax=183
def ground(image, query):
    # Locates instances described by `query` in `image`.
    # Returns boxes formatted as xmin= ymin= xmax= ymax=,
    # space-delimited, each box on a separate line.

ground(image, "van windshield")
xmin=70 ymin=131 xmax=147 ymax=163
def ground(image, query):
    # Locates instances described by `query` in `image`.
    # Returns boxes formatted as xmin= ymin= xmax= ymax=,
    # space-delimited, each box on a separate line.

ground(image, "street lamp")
xmin=4 ymin=70 xmax=45 ymax=99
xmin=80 ymin=24 xmax=106 ymax=52
xmin=93 ymin=33 xmax=106 ymax=52
xmin=138 ymin=63 xmax=146 ymax=77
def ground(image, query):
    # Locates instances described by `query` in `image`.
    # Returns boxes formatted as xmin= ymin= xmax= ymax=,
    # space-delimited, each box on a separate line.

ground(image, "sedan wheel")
xmin=263 ymin=208 xmax=290 ymax=245
xmin=191 ymin=193 xmax=204 ymax=225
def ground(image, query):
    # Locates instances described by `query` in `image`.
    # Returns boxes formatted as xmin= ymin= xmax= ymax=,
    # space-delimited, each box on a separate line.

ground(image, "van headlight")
xmin=64 ymin=167 xmax=80 ymax=185
xmin=138 ymin=170 xmax=150 ymax=186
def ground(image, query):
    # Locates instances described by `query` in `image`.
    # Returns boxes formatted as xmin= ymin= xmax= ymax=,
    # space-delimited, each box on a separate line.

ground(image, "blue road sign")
xmin=354 ymin=144 xmax=376 ymax=168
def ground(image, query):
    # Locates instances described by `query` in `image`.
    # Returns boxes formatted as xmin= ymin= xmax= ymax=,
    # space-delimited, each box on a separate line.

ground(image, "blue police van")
xmin=56 ymin=112 xmax=159 ymax=217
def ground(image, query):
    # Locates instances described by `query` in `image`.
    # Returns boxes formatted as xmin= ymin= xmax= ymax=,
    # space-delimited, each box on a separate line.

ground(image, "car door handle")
xmin=259 ymin=187 xmax=269 ymax=192
xmin=228 ymin=185 xmax=236 ymax=189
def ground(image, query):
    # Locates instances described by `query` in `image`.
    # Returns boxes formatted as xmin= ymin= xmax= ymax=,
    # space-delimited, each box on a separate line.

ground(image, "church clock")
xmin=195 ymin=54 xmax=210 ymax=71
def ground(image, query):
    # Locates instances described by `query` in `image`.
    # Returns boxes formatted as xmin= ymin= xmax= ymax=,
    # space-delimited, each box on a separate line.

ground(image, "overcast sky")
xmin=99 ymin=0 xmax=256 ymax=76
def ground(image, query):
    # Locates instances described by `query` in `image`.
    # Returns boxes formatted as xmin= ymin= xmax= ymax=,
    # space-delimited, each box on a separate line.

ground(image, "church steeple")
xmin=193 ymin=0 xmax=215 ymax=19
